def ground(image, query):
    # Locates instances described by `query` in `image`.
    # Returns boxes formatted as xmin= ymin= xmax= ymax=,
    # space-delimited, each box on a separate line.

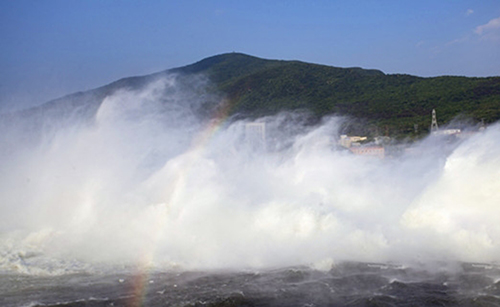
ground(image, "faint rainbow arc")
xmin=127 ymin=98 xmax=238 ymax=306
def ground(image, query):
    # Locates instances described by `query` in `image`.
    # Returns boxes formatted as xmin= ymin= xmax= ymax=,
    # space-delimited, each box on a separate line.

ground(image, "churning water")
xmin=1 ymin=76 xmax=499 ymax=306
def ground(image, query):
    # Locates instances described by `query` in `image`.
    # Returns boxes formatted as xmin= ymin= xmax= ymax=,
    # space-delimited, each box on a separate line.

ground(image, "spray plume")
xmin=0 ymin=74 xmax=499 ymax=275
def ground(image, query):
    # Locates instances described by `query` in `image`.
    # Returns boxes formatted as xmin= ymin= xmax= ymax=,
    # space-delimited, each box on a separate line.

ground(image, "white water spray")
xmin=1 ymin=75 xmax=499 ymax=275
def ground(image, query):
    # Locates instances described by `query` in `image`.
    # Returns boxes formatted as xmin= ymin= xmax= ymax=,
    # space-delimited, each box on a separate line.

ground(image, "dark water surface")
xmin=2 ymin=262 xmax=500 ymax=306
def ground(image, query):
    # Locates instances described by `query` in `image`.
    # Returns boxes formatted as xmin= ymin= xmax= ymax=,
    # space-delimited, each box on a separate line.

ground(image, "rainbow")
xmin=126 ymin=99 xmax=237 ymax=306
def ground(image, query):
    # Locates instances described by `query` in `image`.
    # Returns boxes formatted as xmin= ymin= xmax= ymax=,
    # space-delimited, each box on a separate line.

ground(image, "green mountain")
xmin=179 ymin=53 xmax=500 ymax=136
xmin=5 ymin=53 xmax=500 ymax=138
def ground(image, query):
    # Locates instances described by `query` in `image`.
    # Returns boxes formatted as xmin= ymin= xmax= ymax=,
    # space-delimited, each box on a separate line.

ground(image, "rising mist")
xmin=0 ymin=74 xmax=499 ymax=275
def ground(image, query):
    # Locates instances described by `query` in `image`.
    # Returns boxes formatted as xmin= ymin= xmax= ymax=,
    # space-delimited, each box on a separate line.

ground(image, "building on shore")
xmin=349 ymin=146 xmax=385 ymax=159
xmin=338 ymin=135 xmax=385 ymax=158
xmin=245 ymin=122 xmax=266 ymax=151
xmin=339 ymin=135 xmax=367 ymax=148
xmin=431 ymin=128 xmax=461 ymax=136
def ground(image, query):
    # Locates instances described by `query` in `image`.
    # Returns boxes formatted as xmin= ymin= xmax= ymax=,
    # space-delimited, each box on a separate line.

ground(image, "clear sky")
xmin=1 ymin=0 xmax=499 ymax=112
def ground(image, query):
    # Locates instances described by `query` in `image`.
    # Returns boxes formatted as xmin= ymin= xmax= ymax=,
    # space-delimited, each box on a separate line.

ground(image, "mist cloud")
xmin=0 ymin=75 xmax=499 ymax=275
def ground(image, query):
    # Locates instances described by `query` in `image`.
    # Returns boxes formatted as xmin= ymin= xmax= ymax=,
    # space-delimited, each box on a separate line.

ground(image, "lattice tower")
xmin=431 ymin=109 xmax=439 ymax=132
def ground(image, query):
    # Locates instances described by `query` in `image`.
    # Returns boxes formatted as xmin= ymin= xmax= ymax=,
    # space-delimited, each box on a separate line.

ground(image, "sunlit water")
xmin=1 ymin=76 xmax=499 ymax=306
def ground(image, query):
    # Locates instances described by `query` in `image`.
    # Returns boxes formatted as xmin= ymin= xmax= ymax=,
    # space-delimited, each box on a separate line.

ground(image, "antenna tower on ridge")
xmin=431 ymin=109 xmax=439 ymax=132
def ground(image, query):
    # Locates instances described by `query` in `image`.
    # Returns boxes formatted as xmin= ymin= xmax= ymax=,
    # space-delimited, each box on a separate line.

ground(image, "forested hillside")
xmin=180 ymin=53 xmax=500 ymax=136
xmin=5 ymin=53 xmax=500 ymax=138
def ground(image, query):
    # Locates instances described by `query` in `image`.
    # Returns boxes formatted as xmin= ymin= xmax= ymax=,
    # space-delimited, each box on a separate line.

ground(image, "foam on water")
xmin=1 ymin=75 xmax=499 ymax=275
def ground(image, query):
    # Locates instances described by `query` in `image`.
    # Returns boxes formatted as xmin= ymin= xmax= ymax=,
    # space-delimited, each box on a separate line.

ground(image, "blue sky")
xmin=1 ymin=0 xmax=500 ymax=111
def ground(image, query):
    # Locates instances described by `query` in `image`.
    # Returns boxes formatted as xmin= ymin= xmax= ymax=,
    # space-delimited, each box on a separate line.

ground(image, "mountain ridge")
xmin=4 ymin=52 xmax=500 ymax=137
